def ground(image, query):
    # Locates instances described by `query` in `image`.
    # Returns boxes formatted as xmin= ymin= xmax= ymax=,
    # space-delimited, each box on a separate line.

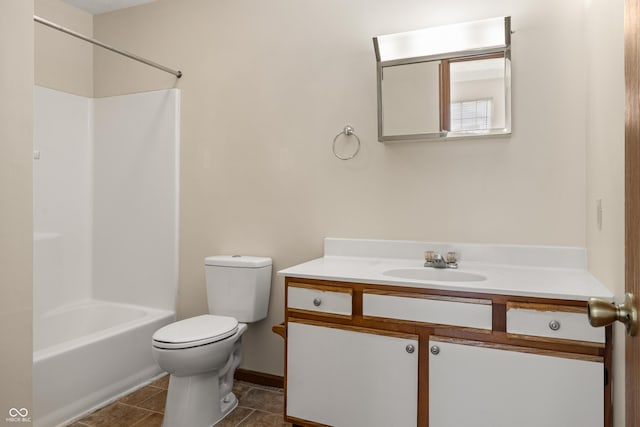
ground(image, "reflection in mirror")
xmin=442 ymin=53 xmax=507 ymax=132
xmin=374 ymin=17 xmax=511 ymax=142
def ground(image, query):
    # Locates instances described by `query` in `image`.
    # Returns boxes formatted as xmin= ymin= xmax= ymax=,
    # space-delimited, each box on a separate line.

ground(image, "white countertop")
xmin=278 ymin=239 xmax=615 ymax=301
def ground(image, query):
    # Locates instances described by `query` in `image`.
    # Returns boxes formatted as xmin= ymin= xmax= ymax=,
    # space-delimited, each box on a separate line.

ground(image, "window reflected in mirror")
xmin=441 ymin=53 xmax=506 ymax=133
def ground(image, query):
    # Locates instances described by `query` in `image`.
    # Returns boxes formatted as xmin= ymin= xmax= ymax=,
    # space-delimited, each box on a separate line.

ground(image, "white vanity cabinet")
xmin=281 ymin=279 xmax=611 ymax=427
xmin=428 ymin=337 xmax=603 ymax=427
xmin=287 ymin=321 xmax=419 ymax=427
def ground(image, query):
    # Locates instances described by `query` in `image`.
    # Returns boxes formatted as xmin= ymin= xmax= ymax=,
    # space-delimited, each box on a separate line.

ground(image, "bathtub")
xmin=33 ymin=300 xmax=174 ymax=427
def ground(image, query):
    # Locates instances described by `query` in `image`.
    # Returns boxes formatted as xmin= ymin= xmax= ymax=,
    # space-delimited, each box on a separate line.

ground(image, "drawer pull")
xmin=430 ymin=345 xmax=440 ymax=355
xmin=313 ymin=297 xmax=322 ymax=307
xmin=405 ymin=344 xmax=415 ymax=354
xmin=549 ymin=320 xmax=561 ymax=331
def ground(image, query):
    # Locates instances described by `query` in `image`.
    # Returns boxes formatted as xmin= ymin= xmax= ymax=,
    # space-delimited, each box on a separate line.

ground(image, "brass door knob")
xmin=587 ymin=293 xmax=638 ymax=336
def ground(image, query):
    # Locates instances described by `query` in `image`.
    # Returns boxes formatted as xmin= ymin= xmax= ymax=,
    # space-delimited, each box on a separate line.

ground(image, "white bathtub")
xmin=33 ymin=300 xmax=174 ymax=427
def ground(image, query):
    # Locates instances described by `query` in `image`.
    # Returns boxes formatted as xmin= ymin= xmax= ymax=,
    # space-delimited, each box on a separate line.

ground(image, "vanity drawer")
xmin=506 ymin=303 xmax=605 ymax=343
xmin=287 ymin=283 xmax=352 ymax=317
xmin=363 ymin=291 xmax=492 ymax=330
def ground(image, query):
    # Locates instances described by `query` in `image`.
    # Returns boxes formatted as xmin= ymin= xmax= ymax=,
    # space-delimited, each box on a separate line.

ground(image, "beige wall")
xmin=585 ymin=0 xmax=625 ymax=425
xmin=0 ymin=0 xmax=34 ymax=424
xmin=35 ymin=0 xmax=93 ymax=97
xmin=92 ymin=0 xmax=594 ymax=376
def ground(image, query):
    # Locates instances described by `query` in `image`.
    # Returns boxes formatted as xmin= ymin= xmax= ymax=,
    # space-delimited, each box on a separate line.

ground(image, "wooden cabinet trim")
xmin=288 ymin=281 xmax=354 ymax=295
xmin=507 ymin=301 xmax=587 ymax=314
xmin=505 ymin=332 xmax=605 ymax=349
xmin=493 ymin=303 xmax=507 ymax=333
xmin=288 ymin=308 xmax=352 ymax=320
xmin=433 ymin=328 xmax=606 ymax=358
xmin=289 ymin=317 xmax=420 ymax=341
xmin=285 ymin=415 xmax=331 ymax=427
xmin=272 ymin=323 xmax=286 ymax=339
xmin=430 ymin=336 xmax=604 ymax=363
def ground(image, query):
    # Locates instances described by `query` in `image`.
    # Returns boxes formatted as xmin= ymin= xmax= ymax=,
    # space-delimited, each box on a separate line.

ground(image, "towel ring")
xmin=332 ymin=125 xmax=361 ymax=160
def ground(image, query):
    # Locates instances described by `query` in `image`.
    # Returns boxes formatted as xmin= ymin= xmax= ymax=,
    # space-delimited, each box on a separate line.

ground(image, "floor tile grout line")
xmin=116 ymin=400 xmax=163 ymax=415
xmin=240 ymin=387 xmax=286 ymax=415
xmin=237 ymin=405 xmax=285 ymax=416
xmin=121 ymin=385 xmax=166 ymax=405
xmin=233 ymin=408 xmax=256 ymax=427
xmin=130 ymin=411 xmax=163 ymax=427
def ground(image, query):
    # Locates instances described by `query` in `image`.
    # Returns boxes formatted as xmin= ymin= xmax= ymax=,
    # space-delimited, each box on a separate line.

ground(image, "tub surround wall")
xmin=33 ymin=86 xmax=179 ymax=315
xmin=93 ymin=89 xmax=180 ymax=310
xmin=33 ymin=86 xmax=92 ymax=315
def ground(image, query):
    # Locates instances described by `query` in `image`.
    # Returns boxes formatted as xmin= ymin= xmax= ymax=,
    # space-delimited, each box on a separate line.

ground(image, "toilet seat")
xmin=152 ymin=314 xmax=239 ymax=350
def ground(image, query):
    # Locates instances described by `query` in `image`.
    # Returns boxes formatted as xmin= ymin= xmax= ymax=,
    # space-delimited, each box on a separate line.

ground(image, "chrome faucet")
xmin=424 ymin=251 xmax=458 ymax=269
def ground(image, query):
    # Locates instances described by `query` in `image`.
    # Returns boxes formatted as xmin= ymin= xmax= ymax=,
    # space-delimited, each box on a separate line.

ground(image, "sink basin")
xmin=382 ymin=268 xmax=486 ymax=282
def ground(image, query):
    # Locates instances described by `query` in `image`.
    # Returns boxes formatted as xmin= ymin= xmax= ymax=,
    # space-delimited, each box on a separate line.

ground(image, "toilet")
xmin=152 ymin=255 xmax=272 ymax=427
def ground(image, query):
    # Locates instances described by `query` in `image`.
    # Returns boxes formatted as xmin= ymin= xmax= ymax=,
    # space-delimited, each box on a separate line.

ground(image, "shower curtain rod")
xmin=33 ymin=15 xmax=182 ymax=78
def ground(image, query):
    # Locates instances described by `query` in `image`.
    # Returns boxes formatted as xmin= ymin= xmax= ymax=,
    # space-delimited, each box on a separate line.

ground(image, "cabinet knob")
xmin=430 ymin=345 xmax=440 ymax=355
xmin=313 ymin=297 xmax=322 ymax=307
xmin=548 ymin=320 xmax=561 ymax=331
xmin=405 ymin=344 xmax=415 ymax=354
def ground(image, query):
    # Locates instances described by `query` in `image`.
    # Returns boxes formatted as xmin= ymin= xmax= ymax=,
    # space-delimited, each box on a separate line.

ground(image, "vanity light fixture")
xmin=374 ymin=16 xmax=511 ymax=65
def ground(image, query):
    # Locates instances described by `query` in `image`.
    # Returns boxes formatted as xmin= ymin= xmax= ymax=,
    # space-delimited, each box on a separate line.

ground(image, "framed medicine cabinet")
xmin=373 ymin=16 xmax=512 ymax=142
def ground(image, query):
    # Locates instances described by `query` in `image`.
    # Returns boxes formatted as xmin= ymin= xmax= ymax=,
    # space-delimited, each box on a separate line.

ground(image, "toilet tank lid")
xmin=205 ymin=255 xmax=272 ymax=268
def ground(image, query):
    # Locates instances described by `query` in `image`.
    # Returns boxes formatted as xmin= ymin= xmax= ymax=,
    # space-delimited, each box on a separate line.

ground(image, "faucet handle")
xmin=446 ymin=251 xmax=458 ymax=263
xmin=424 ymin=251 xmax=435 ymax=262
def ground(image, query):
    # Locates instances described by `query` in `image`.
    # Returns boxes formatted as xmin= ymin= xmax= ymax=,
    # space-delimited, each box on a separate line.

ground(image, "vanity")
xmin=276 ymin=238 xmax=614 ymax=427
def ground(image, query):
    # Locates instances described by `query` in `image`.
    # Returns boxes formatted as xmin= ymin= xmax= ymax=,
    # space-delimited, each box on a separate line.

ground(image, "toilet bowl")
xmin=151 ymin=255 xmax=272 ymax=427
xmin=152 ymin=315 xmax=248 ymax=427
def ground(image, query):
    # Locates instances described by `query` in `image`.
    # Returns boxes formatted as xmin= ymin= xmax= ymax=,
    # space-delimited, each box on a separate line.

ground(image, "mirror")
xmin=381 ymin=61 xmax=442 ymax=136
xmin=374 ymin=17 xmax=511 ymax=142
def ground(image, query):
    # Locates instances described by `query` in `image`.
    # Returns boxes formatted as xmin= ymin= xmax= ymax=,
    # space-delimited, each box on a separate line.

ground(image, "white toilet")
xmin=152 ymin=255 xmax=272 ymax=427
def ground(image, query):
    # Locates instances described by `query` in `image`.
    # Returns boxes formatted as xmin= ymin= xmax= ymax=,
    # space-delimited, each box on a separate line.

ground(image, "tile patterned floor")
xmin=70 ymin=375 xmax=292 ymax=427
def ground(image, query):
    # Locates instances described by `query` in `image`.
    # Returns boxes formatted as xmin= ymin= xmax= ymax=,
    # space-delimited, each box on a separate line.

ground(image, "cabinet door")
xmin=429 ymin=338 xmax=603 ymax=427
xmin=287 ymin=321 xmax=419 ymax=427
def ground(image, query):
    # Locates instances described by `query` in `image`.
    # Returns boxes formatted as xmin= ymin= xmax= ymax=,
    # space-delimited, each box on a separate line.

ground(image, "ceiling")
xmin=62 ymin=0 xmax=156 ymax=15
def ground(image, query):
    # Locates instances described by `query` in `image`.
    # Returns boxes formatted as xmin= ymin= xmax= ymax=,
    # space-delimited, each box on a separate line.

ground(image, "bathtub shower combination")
xmin=32 ymin=295 xmax=173 ymax=427
xmin=32 ymin=86 xmax=180 ymax=427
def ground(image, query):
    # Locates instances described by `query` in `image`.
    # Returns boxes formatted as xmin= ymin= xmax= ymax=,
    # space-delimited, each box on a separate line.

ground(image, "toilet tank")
xmin=204 ymin=255 xmax=272 ymax=322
